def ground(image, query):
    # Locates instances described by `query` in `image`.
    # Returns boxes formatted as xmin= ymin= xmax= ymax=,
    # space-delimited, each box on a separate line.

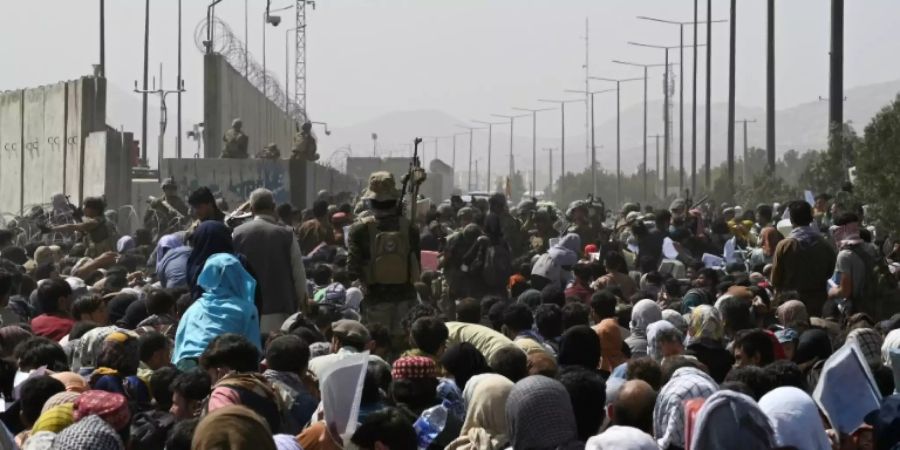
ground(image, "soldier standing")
xmin=291 ymin=122 xmax=319 ymax=161
xmin=347 ymin=172 xmax=420 ymax=349
xmin=222 ymin=118 xmax=249 ymax=159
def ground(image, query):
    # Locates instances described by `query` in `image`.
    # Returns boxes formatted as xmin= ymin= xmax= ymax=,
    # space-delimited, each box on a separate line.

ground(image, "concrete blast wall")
xmin=204 ymin=53 xmax=295 ymax=158
xmin=0 ymin=76 xmax=120 ymax=216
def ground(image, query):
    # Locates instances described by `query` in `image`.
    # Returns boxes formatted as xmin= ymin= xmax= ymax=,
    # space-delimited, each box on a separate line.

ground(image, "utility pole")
xmin=452 ymin=132 xmax=466 ymax=189
xmin=766 ymin=0 xmax=776 ymax=171
xmin=612 ymin=60 xmax=669 ymax=203
xmin=141 ymin=0 xmax=150 ymax=166
xmin=693 ymin=0 xmax=698 ymax=194
xmin=134 ymin=65 xmax=185 ymax=174
xmin=727 ymin=0 xmax=737 ymax=200
xmin=513 ymin=107 xmax=555 ymax=198
xmin=566 ymin=89 xmax=615 ymax=197
xmin=705 ymin=0 xmax=713 ymax=190
xmin=830 ymin=0 xmax=845 ymax=172
xmin=177 ymin=0 xmax=183 ymax=158
xmin=583 ymin=18 xmax=591 ymax=168
xmin=473 ymin=120 xmax=503 ymax=191
xmin=538 ymin=98 xmax=583 ymax=181
xmin=591 ymin=77 xmax=642 ymax=208
xmin=736 ymin=119 xmax=757 ymax=185
xmin=492 ymin=113 xmax=528 ymax=180
xmin=457 ymin=125 xmax=483 ymax=192
xmin=99 ymin=0 xmax=105 ymax=78
xmin=650 ymin=134 xmax=662 ymax=198
xmin=544 ymin=148 xmax=554 ymax=197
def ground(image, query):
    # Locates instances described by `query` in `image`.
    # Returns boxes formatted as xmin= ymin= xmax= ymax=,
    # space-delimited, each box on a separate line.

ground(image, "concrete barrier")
xmin=0 ymin=90 xmax=23 ymax=215
xmin=204 ymin=54 xmax=295 ymax=159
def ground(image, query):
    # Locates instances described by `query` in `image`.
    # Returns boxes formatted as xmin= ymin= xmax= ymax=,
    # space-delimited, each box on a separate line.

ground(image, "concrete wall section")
xmin=40 ymin=83 xmax=67 ymax=203
xmin=64 ymin=79 xmax=84 ymax=201
xmin=204 ymin=54 xmax=294 ymax=159
xmin=21 ymin=87 xmax=45 ymax=209
xmin=0 ymin=91 xmax=23 ymax=216
xmin=161 ymin=158 xmax=306 ymax=210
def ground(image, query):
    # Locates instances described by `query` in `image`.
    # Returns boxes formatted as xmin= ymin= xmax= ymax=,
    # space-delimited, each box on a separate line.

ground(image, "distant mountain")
xmin=320 ymin=79 xmax=900 ymax=188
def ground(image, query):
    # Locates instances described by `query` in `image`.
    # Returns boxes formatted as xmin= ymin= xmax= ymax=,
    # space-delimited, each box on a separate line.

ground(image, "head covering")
xmin=23 ymin=431 xmax=56 ymax=450
xmin=441 ymin=343 xmax=491 ymax=392
xmin=864 ymin=395 xmax=900 ymax=450
xmin=272 ymin=435 xmax=302 ymax=450
xmin=630 ymin=299 xmax=662 ymax=339
xmin=596 ymin=319 xmax=627 ymax=371
xmin=653 ymin=367 xmax=718 ymax=449
xmin=452 ymin=374 xmax=514 ymax=449
xmin=759 ymin=227 xmax=783 ymax=257
xmin=106 ymin=294 xmax=137 ymax=328
xmin=154 ymin=233 xmax=184 ymax=272
xmin=187 ymin=221 xmax=235 ymax=291
xmin=361 ymin=171 xmax=400 ymax=202
xmin=686 ymin=304 xmax=724 ymax=346
xmin=391 ymin=356 xmax=437 ymax=381
xmin=42 ymin=391 xmax=82 ymax=413
xmin=647 ymin=320 xmax=677 ymax=362
xmin=776 ymin=300 xmax=809 ymax=328
xmin=558 ymin=326 xmax=601 ymax=371
xmin=198 ymin=253 xmax=257 ymax=308
xmin=793 ymin=329 xmax=833 ymax=365
xmin=51 ymin=415 xmax=123 ymax=450
xmin=690 ymin=390 xmax=775 ymax=450
xmin=32 ymin=403 xmax=74 ymax=434
xmin=192 ymin=405 xmax=276 ymax=450
xmin=73 ymin=390 xmax=130 ymax=431
xmin=845 ymin=328 xmax=884 ymax=367
xmin=662 ymin=309 xmax=688 ymax=334
xmin=585 ymin=426 xmax=659 ymax=450
xmin=758 ymin=387 xmax=831 ymax=450
xmin=506 ymin=376 xmax=581 ymax=450
xmin=882 ymin=329 xmax=900 ymax=369
xmin=0 ymin=325 xmax=33 ymax=357
xmin=115 ymin=236 xmax=135 ymax=254
xmin=549 ymin=234 xmax=581 ymax=267
xmin=516 ymin=289 xmax=542 ymax=311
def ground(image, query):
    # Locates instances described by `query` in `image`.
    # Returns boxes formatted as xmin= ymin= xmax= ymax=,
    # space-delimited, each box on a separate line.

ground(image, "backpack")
xmin=366 ymin=218 xmax=416 ymax=285
xmin=847 ymin=245 xmax=881 ymax=317
xmin=478 ymin=238 xmax=513 ymax=288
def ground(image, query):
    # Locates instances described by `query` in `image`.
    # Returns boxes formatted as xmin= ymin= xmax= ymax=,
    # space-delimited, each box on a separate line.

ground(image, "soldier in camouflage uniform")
xmin=347 ymin=172 xmax=420 ymax=350
xmin=291 ymin=122 xmax=319 ymax=161
xmin=222 ymin=118 xmax=249 ymax=159
xmin=48 ymin=197 xmax=114 ymax=258
xmin=256 ymin=143 xmax=281 ymax=160
xmin=146 ymin=178 xmax=189 ymax=238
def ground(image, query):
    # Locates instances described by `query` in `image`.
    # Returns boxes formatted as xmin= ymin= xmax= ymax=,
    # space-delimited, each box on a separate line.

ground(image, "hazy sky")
xmin=2 ymin=0 xmax=899 ymax=144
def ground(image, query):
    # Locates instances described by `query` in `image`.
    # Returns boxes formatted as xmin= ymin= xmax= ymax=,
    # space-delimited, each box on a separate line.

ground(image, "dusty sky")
xmin=1 ymin=0 xmax=898 ymax=141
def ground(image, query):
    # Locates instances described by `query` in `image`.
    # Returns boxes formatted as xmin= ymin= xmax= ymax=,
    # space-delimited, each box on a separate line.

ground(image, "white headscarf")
xmin=689 ymin=390 xmax=775 ymax=450
xmin=882 ymin=329 xmax=900 ymax=368
xmin=758 ymin=387 xmax=831 ymax=450
xmin=646 ymin=320 xmax=676 ymax=362
xmin=585 ymin=426 xmax=657 ymax=450
xmin=630 ymin=299 xmax=662 ymax=338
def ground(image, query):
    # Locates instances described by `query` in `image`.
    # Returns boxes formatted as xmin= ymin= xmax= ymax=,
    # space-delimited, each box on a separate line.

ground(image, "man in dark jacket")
xmin=233 ymin=188 xmax=308 ymax=332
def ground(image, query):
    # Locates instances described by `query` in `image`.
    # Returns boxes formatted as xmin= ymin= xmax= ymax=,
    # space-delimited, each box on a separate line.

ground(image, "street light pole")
xmin=513 ymin=107 xmax=555 ymax=197
xmin=538 ymin=99 xmax=583 ymax=182
xmin=706 ymin=0 xmax=713 ymax=190
xmin=736 ymin=119 xmax=757 ymax=185
xmin=473 ymin=121 xmax=503 ymax=191
xmin=727 ymin=0 xmax=737 ymax=201
xmin=766 ymin=0 xmax=776 ymax=171
xmin=491 ymin=113 xmax=528 ymax=181
xmin=452 ymin=132 xmax=467 ymax=189
xmin=544 ymin=148 xmax=554 ymax=197
xmin=611 ymin=60 xmax=668 ymax=203
xmin=566 ymin=89 xmax=615 ymax=197
xmin=457 ymin=125 xmax=483 ymax=192
xmin=590 ymin=77 xmax=642 ymax=208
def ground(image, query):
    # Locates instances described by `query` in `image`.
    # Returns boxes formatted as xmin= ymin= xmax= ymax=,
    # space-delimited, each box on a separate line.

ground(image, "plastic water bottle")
xmin=413 ymin=401 xmax=449 ymax=450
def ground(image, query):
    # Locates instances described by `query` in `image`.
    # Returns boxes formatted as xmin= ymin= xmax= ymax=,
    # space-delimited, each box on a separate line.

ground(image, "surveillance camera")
xmin=267 ymin=15 xmax=282 ymax=26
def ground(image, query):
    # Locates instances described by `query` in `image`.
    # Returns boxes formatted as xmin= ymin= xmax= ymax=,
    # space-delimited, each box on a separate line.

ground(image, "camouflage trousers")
xmin=363 ymin=298 xmax=416 ymax=355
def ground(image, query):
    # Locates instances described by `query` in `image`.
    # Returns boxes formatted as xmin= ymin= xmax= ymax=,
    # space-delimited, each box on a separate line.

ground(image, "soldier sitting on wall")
xmin=291 ymin=122 xmax=319 ymax=161
xmin=222 ymin=118 xmax=249 ymax=159
xmin=256 ymin=143 xmax=281 ymax=160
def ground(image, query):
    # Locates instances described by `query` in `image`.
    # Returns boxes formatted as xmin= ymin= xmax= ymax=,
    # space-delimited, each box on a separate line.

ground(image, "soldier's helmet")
xmin=361 ymin=171 xmax=400 ymax=202
xmin=161 ymin=177 xmax=177 ymax=190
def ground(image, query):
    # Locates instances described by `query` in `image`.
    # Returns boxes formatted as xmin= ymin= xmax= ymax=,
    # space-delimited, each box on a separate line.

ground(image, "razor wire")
xmin=195 ymin=17 xmax=308 ymax=125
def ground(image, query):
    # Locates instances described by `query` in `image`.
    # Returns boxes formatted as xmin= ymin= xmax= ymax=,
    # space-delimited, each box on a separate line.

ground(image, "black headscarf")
xmin=187 ymin=221 xmax=234 ymax=298
xmin=440 ymin=342 xmax=491 ymax=391
xmin=794 ymin=328 xmax=832 ymax=365
xmin=558 ymin=325 xmax=601 ymax=371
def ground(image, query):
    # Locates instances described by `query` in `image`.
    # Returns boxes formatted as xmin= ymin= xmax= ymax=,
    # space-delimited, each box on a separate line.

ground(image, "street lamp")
xmin=473 ymin=120 xmax=504 ymax=192
xmin=589 ymin=76 xmax=642 ymax=208
xmin=263 ymin=3 xmax=294 ymax=98
xmin=491 ymin=113 xmax=529 ymax=181
xmin=457 ymin=125 xmax=484 ymax=192
xmin=538 ymin=98 xmax=584 ymax=182
xmin=512 ymin=106 xmax=555 ymax=198
xmin=564 ymin=88 xmax=615 ymax=197
xmin=451 ymin=132 xmax=468 ymax=190
xmin=611 ymin=60 xmax=669 ymax=203
xmin=637 ymin=15 xmax=726 ymax=195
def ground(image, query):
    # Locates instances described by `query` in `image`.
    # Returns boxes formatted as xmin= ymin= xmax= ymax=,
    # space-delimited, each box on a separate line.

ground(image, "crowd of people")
xmin=0 ymin=172 xmax=899 ymax=450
